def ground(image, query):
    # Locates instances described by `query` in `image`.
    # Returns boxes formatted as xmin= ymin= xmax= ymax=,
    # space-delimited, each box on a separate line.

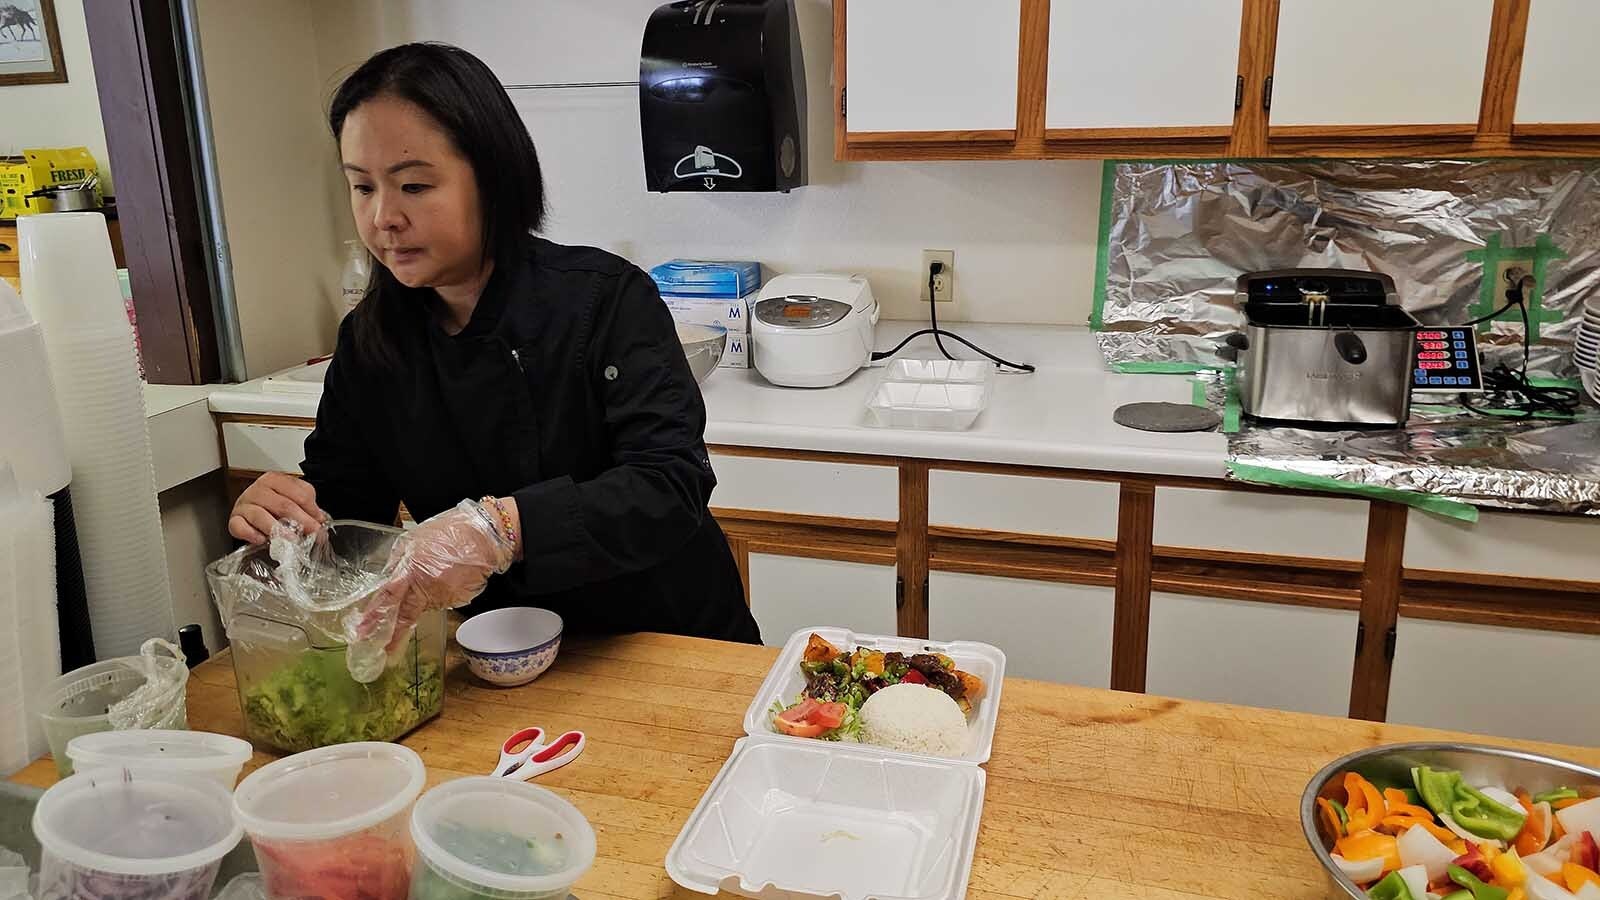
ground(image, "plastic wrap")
xmin=1096 ymin=160 xmax=1600 ymax=379
xmin=105 ymin=640 xmax=188 ymax=731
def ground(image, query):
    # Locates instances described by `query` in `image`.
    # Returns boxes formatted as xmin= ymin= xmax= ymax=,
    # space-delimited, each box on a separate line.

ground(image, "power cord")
xmin=871 ymin=261 xmax=1036 ymax=373
xmin=1452 ymin=275 xmax=1582 ymax=419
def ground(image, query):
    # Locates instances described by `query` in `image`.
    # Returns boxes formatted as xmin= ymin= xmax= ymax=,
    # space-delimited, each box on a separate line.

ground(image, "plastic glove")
xmin=355 ymin=499 xmax=516 ymax=654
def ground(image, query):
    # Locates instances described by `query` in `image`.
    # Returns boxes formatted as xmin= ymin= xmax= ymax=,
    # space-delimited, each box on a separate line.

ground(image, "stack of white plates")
xmin=1578 ymin=298 xmax=1600 ymax=403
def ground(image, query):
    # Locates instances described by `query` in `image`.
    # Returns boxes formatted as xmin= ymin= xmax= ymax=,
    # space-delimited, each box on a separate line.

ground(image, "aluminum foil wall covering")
xmin=1096 ymin=160 xmax=1600 ymax=379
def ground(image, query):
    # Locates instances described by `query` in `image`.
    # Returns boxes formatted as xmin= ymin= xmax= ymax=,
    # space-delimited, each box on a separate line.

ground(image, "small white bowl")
xmin=455 ymin=607 xmax=563 ymax=687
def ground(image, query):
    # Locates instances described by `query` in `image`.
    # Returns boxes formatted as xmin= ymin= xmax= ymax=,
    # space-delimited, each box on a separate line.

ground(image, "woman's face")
xmin=339 ymin=94 xmax=485 ymax=290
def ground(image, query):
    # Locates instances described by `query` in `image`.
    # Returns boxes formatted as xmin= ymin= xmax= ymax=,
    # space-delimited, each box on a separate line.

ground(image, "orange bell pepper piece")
xmin=1554 ymin=815 xmax=1568 ymax=841
xmin=1383 ymin=788 xmax=1435 ymax=821
xmin=1513 ymin=790 xmax=1549 ymax=857
xmin=1337 ymin=830 xmax=1402 ymax=874
xmin=1556 ymin=797 xmax=1585 ymax=810
xmin=1318 ymin=797 xmax=1345 ymax=839
xmin=1345 ymin=773 xmax=1389 ymax=832
xmin=1381 ymin=814 xmax=1460 ymax=845
xmin=1563 ymin=863 xmax=1600 ymax=894
xmin=1508 ymin=888 xmax=1526 ymax=900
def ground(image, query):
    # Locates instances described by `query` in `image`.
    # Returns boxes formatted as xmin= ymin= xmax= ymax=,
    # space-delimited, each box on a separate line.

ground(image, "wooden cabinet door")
xmin=841 ymin=0 xmax=1023 ymax=141
xmin=748 ymin=554 xmax=899 ymax=646
xmin=929 ymin=572 xmax=1115 ymax=687
xmin=1514 ymin=0 xmax=1600 ymax=136
xmin=1268 ymin=0 xmax=1495 ymax=138
xmin=1044 ymin=0 xmax=1244 ymax=140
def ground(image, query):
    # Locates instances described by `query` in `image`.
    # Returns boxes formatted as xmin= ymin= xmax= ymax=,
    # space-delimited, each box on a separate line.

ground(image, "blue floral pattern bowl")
xmin=455 ymin=607 xmax=564 ymax=687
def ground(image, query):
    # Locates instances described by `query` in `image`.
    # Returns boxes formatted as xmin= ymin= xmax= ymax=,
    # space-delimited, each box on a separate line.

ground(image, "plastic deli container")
xmin=865 ymin=359 xmax=998 ymax=431
xmin=32 ymin=766 xmax=244 ymax=900
xmin=66 ymin=730 xmax=253 ymax=789
xmin=206 ymin=521 xmax=447 ymax=754
xmin=39 ymin=651 xmax=190 ymax=776
xmin=234 ymin=742 xmax=426 ymax=900
xmin=666 ymin=627 xmax=1006 ymax=900
xmin=409 ymin=776 xmax=597 ymax=900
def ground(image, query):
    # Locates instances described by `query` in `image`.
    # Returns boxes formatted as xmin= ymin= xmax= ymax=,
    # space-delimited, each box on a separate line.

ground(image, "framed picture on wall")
xmin=0 ymin=0 xmax=67 ymax=86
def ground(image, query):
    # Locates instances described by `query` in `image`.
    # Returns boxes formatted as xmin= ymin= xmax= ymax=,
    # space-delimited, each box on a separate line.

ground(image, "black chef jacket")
xmin=300 ymin=237 xmax=759 ymax=643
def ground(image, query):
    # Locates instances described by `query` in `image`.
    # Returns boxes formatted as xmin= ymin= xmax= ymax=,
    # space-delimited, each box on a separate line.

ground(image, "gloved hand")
xmin=354 ymin=498 xmax=518 ymax=655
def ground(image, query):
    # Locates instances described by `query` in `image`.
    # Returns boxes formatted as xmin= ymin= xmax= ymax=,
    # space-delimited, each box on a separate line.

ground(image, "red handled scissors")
xmin=489 ymin=727 xmax=586 ymax=781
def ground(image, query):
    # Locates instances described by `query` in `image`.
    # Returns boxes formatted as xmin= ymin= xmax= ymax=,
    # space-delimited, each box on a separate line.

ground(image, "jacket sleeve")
xmin=299 ymin=317 xmax=403 ymax=526
xmin=507 ymin=266 xmax=716 ymax=594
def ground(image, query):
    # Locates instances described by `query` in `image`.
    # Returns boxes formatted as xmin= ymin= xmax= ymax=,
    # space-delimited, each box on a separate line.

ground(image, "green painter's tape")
xmin=1464 ymin=232 xmax=1568 ymax=342
xmin=1090 ymin=160 xmax=1118 ymax=332
xmin=1226 ymin=463 xmax=1480 ymax=522
xmin=1191 ymin=378 xmax=1208 ymax=409
xmin=1411 ymin=403 xmax=1578 ymax=422
xmin=1111 ymin=361 xmax=1208 ymax=374
xmin=1222 ymin=369 xmax=1242 ymax=434
xmin=1529 ymin=376 xmax=1583 ymax=390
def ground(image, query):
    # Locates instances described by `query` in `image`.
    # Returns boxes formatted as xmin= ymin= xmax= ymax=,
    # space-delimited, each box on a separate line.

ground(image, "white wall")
xmin=0 ymin=0 xmax=113 ymax=188
xmin=197 ymin=0 xmax=346 ymax=378
xmin=158 ymin=473 xmax=231 ymax=653
xmin=309 ymin=0 xmax=1104 ymax=325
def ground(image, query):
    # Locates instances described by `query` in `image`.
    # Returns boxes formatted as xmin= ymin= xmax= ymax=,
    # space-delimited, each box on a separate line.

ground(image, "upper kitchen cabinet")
xmin=1266 ymin=0 xmax=1495 ymax=140
xmin=1044 ymin=0 xmax=1245 ymax=144
xmin=1513 ymin=0 xmax=1600 ymax=136
xmin=839 ymin=0 xmax=1024 ymax=144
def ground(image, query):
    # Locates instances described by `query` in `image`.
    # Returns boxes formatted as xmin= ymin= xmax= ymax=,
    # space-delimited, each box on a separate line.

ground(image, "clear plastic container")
xmin=32 ymin=766 xmax=243 ymax=900
xmin=234 ymin=742 xmax=425 ymax=900
xmin=39 ymin=653 xmax=190 ymax=777
xmin=207 ymin=521 xmax=447 ymax=754
xmin=409 ymin=776 xmax=596 ymax=900
xmin=66 ymin=729 xmax=253 ymax=789
xmin=666 ymin=738 xmax=986 ymax=900
xmin=865 ymin=359 xmax=997 ymax=431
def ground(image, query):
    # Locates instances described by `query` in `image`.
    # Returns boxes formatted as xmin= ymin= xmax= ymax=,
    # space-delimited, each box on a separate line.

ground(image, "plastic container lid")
xmin=67 ymin=730 xmax=253 ymax=786
xmin=650 ymin=259 xmax=762 ymax=298
xmin=32 ymin=766 xmax=243 ymax=876
xmin=233 ymin=742 xmax=425 ymax=842
xmin=411 ymin=776 xmax=597 ymax=897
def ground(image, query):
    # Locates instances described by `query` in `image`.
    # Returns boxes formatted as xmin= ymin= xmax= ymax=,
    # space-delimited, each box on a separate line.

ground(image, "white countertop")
xmin=207 ymin=323 xmax=1227 ymax=480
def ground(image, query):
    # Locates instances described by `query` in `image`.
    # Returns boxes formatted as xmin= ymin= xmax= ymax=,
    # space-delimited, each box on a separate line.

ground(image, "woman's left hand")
xmin=360 ymin=498 xmax=520 ymax=651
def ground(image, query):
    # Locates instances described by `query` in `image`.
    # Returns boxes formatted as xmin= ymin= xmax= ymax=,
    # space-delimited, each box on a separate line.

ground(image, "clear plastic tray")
xmin=664 ymin=738 xmax=985 ymax=900
xmin=865 ymin=359 xmax=997 ymax=431
xmin=743 ymin=626 xmax=1007 ymax=765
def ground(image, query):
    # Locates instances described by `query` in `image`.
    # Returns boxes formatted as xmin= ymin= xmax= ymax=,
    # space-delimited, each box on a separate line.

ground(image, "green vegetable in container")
xmin=242 ymin=638 xmax=442 ymax=753
xmin=1445 ymin=863 xmax=1509 ymax=900
xmin=1366 ymin=870 xmax=1417 ymax=900
xmin=410 ymin=822 xmax=569 ymax=899
xmin=1533 ymin=787 xmax=1580 ymax=805
xmin=1411 ymin=766 xmax=1527 ymax=842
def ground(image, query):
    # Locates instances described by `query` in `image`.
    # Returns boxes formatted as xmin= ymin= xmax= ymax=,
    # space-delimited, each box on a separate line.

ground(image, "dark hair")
xmin=328 ymin=42 xmax=546 ymax=368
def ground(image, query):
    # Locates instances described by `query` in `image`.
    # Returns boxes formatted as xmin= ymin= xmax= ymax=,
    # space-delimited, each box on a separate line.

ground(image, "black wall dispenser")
xmin=640 ymin=0 xmax=807 ymax=193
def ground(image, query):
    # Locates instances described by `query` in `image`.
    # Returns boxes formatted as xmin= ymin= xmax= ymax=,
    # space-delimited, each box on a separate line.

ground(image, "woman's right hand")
xmin=229 ymin=472 xmax=326 ymax=543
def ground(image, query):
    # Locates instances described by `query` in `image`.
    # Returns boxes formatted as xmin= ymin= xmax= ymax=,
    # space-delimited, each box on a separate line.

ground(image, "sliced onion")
xmin=1398 ymin=823 xmax=1458 ymax=881
xmin=1439 ymin=812 xmax=1505 ymax=849
xmin=1525 ymin=832 xmax=1579 ymax=876
xmin=1526 ymin=873 xmax=1580 ymax=900
xmin=1330 ymin=852 xmax=1385 ymax=884
xmin=1576 ymin=882 xmax=1600 ymax=900
xmin=1538 ymin=800 xmax=1555 ymax=848
xmin=1556 ymin=797 xmax=1600 ymax=839
xmin=1397 ymin=864 xmax=1429 ymax=900
xmin=1480 ymin=785 xmax=1525 ymax=812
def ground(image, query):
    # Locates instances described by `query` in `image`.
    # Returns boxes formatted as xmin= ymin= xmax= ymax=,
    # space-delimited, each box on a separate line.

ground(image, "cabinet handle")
xmin=1383 ymin=626 xmax=1398 ymax=663
xmin=840 ymin=86 xmax=846 ymax=119
xmin=1262 ymin=75 xmax=1274 ymax=111
xmin=895 ymin=575 xmax=905 ymax=610
xmin=1234 ymin=75 xmax=1244 ymax=110
xmin=1354 ymin=621 xmax=1366 ymax=657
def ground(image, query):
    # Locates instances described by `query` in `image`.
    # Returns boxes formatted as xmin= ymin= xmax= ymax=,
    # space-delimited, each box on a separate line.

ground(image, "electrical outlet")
xmin=1494 ymin=257 xmax=1536 ymax=300
xmin=921 ymin=249 xmax=954 ymax=303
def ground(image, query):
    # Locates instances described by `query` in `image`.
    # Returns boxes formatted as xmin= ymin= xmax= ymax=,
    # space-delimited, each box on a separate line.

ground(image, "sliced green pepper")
xmin=1329 ymin=798 xmax=1350 ymax=827
xmin=1447 ymin=864 xmax=1509 ymax=900
xmin=1439 ymin=892 xmax=1472 ymax=900
xmin=1367 ymin=871 xmax=1417 ymax=900
xmin=1533 ymin=787 xmax=1580 ymax=805
xmin=1412 ymin=767 xmax=1527 ymax=842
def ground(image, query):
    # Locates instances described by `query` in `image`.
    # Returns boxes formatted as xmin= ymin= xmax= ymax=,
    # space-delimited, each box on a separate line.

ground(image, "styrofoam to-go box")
xmin=665 ymin=626 xmax=1007 ymax=900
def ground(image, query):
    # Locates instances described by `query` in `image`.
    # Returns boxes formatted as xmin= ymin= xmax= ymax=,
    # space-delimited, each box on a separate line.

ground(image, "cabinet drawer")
xmin=1153 ymin=487 xmax=1368 ymax=560
xmin=221 ymin=422 xmax=310 ymax=474
xmin=929 ymin=470 xmax=1118 ymax=541
xmin=1145 ymin=593 xmax=1357 ymax=716
xmin=1388 ymin=617 xmax=1600 ymax=746
xmin=748 ymin=554 xmax=898 ymax=647
xmin=709 ymin=453 xmax=897 ymax=521
xmin=929 ymin=572 xmax=1113 ymax=687
xmin=1404 ymin=508 xmax=1600 ymax=582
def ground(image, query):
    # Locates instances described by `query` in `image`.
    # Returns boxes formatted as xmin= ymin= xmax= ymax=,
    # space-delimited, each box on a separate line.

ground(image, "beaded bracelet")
xmin=480 ymin=496 xmax=518 ymax=549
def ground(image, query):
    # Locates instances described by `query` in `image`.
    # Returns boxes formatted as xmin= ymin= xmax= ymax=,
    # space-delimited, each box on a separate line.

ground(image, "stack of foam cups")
xmin=18 ymin=213 xmax=174 ymax=657
xmin=0 ymin=465 xmax=61 ymax=775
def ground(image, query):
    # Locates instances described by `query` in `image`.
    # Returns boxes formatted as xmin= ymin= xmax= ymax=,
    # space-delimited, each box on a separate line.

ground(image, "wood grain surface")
xmin=13 ymin=632 xmax=1600 ymax=899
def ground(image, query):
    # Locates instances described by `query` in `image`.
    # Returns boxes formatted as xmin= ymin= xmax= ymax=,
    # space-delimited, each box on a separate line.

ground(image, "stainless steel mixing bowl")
xmin=1301 ymin=742 xmax=1600 ymax=898
xmin=677 ymin=322 xmax=728 ymax=385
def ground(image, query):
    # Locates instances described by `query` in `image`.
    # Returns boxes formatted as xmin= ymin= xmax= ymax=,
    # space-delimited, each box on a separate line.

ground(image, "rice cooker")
xmin=751 ymin=273 xmax=879 ymax=387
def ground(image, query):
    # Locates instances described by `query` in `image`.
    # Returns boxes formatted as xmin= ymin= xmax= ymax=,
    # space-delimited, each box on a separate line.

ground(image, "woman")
xmin=228 ymin=42 xmax=759 ymax=644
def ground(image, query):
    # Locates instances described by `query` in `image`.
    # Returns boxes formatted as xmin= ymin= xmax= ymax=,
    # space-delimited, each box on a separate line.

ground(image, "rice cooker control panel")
xmin=754 ymin=295 xmax=853 ymax=330
xmin=1411 ymin=327 xmax=1484 ymax=393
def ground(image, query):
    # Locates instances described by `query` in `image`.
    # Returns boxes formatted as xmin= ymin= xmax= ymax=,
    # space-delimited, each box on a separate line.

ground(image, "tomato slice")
xmin=902 ymin=669 xmax=928 ymax=685
xmin=774 ymin=699 xmax=847 ymax=738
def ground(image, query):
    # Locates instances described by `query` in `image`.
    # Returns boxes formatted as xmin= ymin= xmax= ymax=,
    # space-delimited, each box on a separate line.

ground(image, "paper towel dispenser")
xmin=640 ymin=0 xmax=807 ymax=193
